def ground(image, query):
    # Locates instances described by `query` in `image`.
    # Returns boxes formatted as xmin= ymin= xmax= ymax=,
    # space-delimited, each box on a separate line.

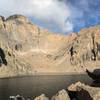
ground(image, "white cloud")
xmin=0 ymin=0 xmax=73 ymax=33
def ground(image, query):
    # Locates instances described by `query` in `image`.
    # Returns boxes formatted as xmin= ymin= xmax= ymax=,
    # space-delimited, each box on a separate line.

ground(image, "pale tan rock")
xmin=68 ymin=81 xmax=82 ymax=91
xmin=51 ymin=89 xmax=70 ymax=100
xmin=0 ymin=16 xmax=5 ymax=29
xmin=34 ymin=94 xmax=49 ymax=100
xmin=93 ymin=92 xmax=100 ymax=100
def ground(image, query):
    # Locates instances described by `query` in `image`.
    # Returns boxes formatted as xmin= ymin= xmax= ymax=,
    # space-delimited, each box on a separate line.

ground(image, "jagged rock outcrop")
xmin=51 ymin=89 xmax=70 ymax=100
xmin=69 ymin=27 xmax=100 ymax=71
xmin=72 ymin=27 xmax=100 ymax=61
xmin=34 ymin=94 xmax=49 ymax=100
xmin=0 ymin=14 xmax=99 ymax=77
xmin=68 ymin=82 xmax=100 ymax=100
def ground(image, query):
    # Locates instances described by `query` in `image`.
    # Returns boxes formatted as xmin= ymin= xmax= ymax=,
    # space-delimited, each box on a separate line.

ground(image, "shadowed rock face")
xmin=68 ymin=82 xmax=100 ymax=100
xmin=0 ymin=14 xmax=99 ymax=77
xmin=0 ymin=48 xmax=7 ymax=66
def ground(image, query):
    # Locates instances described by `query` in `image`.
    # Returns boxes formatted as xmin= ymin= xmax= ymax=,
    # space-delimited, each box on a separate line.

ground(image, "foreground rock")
xmin=9 ymin=95 xmax=25 ymax=100
xmin=34 ymin=94 xmax=49 ymax=100
xmin=68 ymin=82 xmax=100 ymax=100
xmin=93 ymin=92 xmax=100 ymax=100
xmin=51 ymin=89 xmax=70 ymax=100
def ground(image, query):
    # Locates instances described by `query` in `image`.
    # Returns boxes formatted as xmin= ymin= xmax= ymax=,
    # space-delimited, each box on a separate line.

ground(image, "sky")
xmin=0 ymin=0 xmax=100 ymax=34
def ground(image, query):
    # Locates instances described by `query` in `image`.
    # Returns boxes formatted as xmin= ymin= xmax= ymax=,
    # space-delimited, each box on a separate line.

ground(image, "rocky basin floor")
xmin=9 ymin=81 xmax=100 ymax=100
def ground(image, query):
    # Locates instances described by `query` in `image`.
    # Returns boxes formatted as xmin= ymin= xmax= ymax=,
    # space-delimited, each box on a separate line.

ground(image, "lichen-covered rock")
xmin=34 ymin=94 xmax=49 ymax=100
xmin=51 ymin=89 xmax=70 ymax=100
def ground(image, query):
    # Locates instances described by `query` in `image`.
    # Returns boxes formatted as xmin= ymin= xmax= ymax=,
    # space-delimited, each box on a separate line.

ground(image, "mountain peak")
xmin=6 ymin=14 xmax=29 ymax=23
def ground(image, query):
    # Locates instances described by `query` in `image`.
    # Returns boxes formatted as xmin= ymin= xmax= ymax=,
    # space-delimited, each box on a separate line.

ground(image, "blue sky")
xmin=0 ymin=0 xmax=100 ymax=34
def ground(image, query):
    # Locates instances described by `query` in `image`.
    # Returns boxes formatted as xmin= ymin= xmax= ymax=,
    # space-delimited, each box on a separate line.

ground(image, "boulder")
xmin=68 ymin=82 xmax=100 ymax=100
xmin=93 ymin=91 xmax=100 ymax=100
xmin=34 ymin=94 xmax=49 ymax=100
xmin=51 ymin=89 xmax=70 ymax=100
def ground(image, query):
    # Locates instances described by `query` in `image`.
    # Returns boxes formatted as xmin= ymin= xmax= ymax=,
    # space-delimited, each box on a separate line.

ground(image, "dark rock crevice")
xmin=91 ymin=33 xmax=97 ymax=61
xmin=68 ymin=90 xmax=93 ymax=100
xmin=37 ymin=27 xmax=40 ymax=49
xmin=15 ymin=44 xmax=22 ymax=51
xmin=0 ymin=48 xmax=7 ymax=66
xmin=69 ymin=45 xmax=77 ymax=65
xmin=91 ymin=33 xmax=100 ymax=61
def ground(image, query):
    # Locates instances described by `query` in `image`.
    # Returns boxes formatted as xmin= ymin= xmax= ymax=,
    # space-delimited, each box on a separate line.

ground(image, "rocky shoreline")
xmin=9 ymin=82 xmax=100 ymax=100
xmin=0 ymin=72 xmax=87 ymax=79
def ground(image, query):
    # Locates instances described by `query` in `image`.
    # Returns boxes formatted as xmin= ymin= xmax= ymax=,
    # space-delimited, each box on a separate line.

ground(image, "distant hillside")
xmin=0 ymin=15 xmax=99 ymax=78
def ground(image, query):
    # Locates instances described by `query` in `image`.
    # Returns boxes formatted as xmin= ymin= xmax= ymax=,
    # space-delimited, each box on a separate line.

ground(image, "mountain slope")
xmin=0 ymin=15 xmax=99 ymax=77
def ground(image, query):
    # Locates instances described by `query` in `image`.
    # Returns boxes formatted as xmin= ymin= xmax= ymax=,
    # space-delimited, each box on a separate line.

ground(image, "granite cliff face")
xmin=0 ymin=15 xmax=99 ymax=77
